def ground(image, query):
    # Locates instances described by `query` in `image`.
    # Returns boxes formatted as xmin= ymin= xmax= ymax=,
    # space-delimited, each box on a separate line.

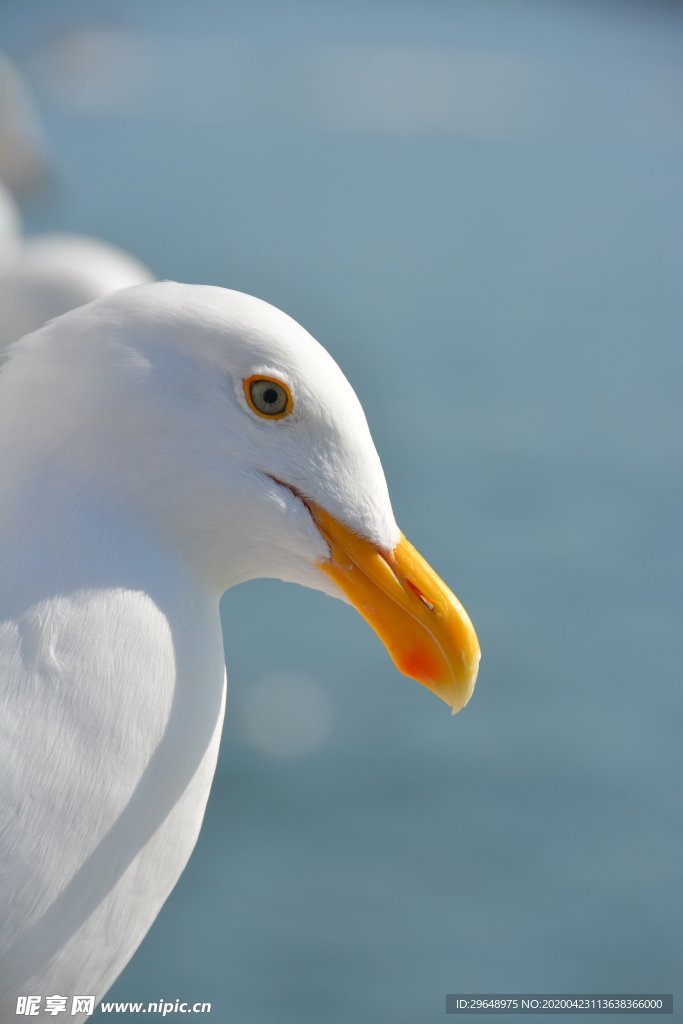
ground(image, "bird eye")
xmin=243 ymin=375 xmax=293 ymax=419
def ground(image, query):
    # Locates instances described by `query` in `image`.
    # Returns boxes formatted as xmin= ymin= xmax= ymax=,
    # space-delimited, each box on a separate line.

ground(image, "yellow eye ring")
xmin=243 ymin=375 xmax=294 ymax=420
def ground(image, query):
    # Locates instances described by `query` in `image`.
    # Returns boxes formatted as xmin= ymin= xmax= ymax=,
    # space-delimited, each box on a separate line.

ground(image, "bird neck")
xmin=0 ymin=468 xmax=228 ymax=998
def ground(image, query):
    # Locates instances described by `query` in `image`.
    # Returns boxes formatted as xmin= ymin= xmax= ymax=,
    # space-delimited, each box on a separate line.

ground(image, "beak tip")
xmin=449 ymin=647 xmax=481 ymax=716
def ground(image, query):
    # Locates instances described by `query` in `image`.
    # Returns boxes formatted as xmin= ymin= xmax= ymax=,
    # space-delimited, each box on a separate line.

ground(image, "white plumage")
xmin=0 ymin=184 xmax=153 ymax=349
xmin=0 ymin=58 xmax=151 ymax=348
xmin=0 ymin=181 xmax=21 ymax=271
xmin=0 ymin=54 xmax=48 ymax=197
xmin=0 ymin=283 xmax=478 ymax=1020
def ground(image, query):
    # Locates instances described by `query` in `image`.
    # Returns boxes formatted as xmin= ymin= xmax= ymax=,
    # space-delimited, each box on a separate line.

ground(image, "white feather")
xmin=0 ymin=54 xmax=48 ymax=197
xmin=0 ymin=282 xmax=398 ymax=1020
xmin=0 ymin=227 xmax=153 ymax=350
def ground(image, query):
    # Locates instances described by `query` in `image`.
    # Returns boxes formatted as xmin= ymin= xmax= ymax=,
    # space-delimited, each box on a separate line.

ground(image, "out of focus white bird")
xmin=0 ymin=57 xmax=151 ymax=346
xmin=0 ymin=53 xmax=49 ymax=196
xmin=0 ymin=283 xmax=480 ymax=1021
xmin=0 ymin=179 xmax=21 ymax=271
xmin=0 ymin=230 xmax=153 ymax=348
xmin=0 ymin=181 xmax=152 ymax=348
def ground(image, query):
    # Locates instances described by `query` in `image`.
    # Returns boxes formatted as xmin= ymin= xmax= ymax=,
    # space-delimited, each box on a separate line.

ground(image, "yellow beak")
xmin=309 ymin=503 xmax=480 ymax=714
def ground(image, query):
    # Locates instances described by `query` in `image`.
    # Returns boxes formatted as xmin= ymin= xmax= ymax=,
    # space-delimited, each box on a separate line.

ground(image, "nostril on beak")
xmin=406 ymin=578 xmax=434 ymax=611
xmin=377 ymin=553 xmax=435 ymax=610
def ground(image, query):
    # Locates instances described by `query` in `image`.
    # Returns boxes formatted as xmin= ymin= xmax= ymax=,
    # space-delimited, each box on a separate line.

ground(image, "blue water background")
xmin=1 ymin=1 xmax=681 ymax=1020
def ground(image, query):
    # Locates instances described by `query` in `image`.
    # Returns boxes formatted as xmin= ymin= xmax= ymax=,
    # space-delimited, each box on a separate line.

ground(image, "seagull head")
xmin=8 ymin=282 xmax=480 ymax=712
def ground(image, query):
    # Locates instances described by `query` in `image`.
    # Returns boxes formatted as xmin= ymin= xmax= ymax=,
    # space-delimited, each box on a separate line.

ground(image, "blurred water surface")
xmin=1 ymin=1 xmax=681 ymax=1021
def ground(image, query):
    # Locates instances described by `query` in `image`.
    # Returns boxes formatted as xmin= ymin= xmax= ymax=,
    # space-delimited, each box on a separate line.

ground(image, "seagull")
xmin=0 ymin=53 xmax=49 ymax=197
xmin=0 ymin=195 xmax=153 ymax=349
xmin=0 ymin=180 xmax=20 ymax=272
xmin=0 ymin=65 xmax=151 ymax=350
xmin=0 ymin=282 xmax=480 ymax=1021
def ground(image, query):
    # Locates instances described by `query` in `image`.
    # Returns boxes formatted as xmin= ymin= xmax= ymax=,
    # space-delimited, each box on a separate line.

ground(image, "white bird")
xmin=0 ymin=232 xmax=153 ymax=349
xmin=0 ymin=180 xmax=21 ymax=272
xmin=0 ymin=54 xmax=49 ymax=197
xmin=0 ymin=283 xmax=480 ymax=1021
xmin=0 ymin=64 xmax=151 ymax=349
xmin=0 ymin=190 xmax=153 ymax=349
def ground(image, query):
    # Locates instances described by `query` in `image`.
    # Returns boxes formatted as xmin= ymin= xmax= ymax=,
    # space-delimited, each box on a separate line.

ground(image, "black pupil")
xmin=263 ymin=388 xmax=279 ymax=405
